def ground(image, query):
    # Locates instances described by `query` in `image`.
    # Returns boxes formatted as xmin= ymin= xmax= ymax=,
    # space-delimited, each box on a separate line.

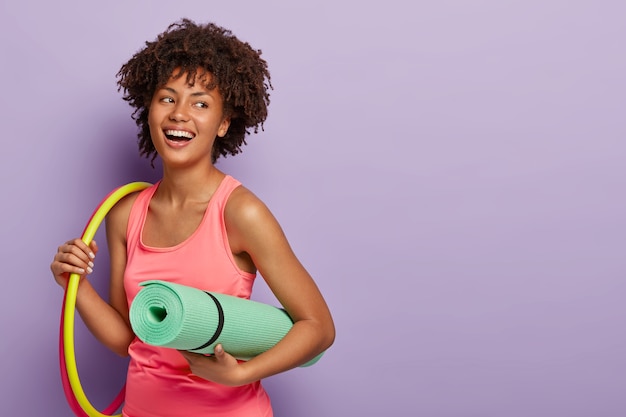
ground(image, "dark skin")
xmin=51 ymin=70 xmax=335 ymax=386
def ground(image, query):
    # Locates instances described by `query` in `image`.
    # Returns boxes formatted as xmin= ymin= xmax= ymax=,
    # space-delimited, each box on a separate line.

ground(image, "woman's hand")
xmin=50 ymin=238 xmax=98 ymax=289
xmin=179 ymin=345 xmax=249 ymax=387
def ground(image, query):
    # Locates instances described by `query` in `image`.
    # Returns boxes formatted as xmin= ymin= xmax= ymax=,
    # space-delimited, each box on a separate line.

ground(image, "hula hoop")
xmin=59 ymin=182 xmax=152 ymax=417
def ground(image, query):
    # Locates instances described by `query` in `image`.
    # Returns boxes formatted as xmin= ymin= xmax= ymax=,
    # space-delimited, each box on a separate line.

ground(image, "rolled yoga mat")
xmin=129 ymin=280 xmax=323 ymax=367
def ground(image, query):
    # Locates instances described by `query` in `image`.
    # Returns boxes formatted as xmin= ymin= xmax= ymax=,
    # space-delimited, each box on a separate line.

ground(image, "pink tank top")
xmin=122 ymin=175 xmax=272 ymax=417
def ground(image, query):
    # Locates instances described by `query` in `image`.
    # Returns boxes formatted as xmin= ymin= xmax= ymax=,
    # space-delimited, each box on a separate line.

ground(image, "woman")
xmin=51 ymin=18 xmax=335 ymax=417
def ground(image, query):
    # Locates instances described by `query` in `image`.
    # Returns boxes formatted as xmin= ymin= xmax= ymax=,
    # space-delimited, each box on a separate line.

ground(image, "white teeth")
xmin=164 ymin=129 xmax=194 ymax=139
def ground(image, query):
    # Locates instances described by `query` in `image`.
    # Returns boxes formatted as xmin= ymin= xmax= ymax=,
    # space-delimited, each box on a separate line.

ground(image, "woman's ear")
xmin=217 ymin=117 xmax=231 ymax=137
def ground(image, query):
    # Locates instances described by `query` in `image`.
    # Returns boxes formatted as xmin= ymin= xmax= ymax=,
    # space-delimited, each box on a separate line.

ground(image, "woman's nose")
xmin=169 ymin=103 xmax=189 ymax=122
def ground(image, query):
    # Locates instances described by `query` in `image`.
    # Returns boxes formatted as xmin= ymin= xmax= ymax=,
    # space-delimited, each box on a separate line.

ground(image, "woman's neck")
xmin=157 ymin=164 xmax=225 ymax=205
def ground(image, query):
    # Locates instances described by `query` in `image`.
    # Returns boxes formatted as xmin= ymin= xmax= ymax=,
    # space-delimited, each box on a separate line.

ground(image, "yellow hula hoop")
xmin=62 ymin=181 xmax=152 ymax=417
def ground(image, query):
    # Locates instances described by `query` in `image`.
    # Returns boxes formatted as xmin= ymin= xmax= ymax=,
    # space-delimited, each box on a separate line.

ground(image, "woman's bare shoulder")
xmin=225 ymin=184 xmax=271 ymax=220
xmin=105 ymin=190 xmax=144 ymax=238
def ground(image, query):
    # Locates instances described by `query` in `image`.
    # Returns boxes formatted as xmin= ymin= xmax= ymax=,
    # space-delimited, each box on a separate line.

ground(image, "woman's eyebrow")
xmin=191 ymin=91 xmax=211 ymax=97
xmin=159 ymin=86 xmax=212 ymax=97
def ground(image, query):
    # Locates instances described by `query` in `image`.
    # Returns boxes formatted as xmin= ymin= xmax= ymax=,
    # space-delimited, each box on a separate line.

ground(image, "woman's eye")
xmin=160 ymin=97 xmax=174 ymax=104
xmin=194 ymin=101 xmax=208 ymax=109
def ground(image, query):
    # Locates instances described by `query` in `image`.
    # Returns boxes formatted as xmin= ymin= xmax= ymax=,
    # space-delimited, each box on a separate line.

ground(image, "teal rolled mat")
xmin=129 ymin=280 xmax=323 ymax=367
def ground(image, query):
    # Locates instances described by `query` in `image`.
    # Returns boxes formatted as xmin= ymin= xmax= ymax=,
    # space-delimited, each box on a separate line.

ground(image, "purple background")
xmin=1 ymin=1 xmax=624 ymax=416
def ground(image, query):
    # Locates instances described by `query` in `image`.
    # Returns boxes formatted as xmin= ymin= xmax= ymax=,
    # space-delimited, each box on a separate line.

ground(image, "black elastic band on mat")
xmin=189 ymin=292 xmax=225 ymax=351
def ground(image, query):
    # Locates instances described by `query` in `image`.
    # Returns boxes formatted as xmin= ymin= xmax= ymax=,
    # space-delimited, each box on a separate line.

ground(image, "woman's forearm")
xmin=74 ymin=280 xmax=134 ymax=357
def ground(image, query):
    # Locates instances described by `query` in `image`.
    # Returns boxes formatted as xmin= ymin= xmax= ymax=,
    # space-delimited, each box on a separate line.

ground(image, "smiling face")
xmin=148 ymin=70 xmax=230 ymax=168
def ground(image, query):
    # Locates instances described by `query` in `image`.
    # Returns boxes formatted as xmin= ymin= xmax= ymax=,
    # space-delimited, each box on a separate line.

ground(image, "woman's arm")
xmin=51 ymin=193 xmax=138 ymax=357
xmin=180 ymin=185 xmax=335 ymax=385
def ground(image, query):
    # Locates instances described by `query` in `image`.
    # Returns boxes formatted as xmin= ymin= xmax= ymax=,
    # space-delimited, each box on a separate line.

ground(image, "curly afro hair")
xmin=116 ymin=18 xmax=272 ymax=164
